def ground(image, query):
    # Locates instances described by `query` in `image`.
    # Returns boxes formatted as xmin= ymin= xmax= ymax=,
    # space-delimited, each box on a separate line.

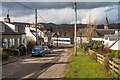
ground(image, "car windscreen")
xmin=33 ymin=47 xmax=43 ymax=50
xmin=44 ymin=46 xmax=48 ymax=49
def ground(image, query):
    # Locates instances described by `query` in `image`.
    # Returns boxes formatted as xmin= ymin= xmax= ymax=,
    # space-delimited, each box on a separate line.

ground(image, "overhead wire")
xmin=14 ymin=1 xmax=46 ymax=23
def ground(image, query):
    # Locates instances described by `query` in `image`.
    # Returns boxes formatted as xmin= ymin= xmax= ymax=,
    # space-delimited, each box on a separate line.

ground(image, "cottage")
xmin=0 ymin=22 xmax=26 ymax=48
xmin=0 ymin=11 xmax=26 ymax=49
xmin=25 ymin=24 xmax=45 ymax=45
xmin=104 ymin=31 xmax=120 ymax=50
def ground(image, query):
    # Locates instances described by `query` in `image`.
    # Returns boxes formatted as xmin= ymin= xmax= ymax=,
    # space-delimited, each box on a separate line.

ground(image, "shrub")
xmin=81 ymin=43 xmax=89 ymax=51
xmin=105 ymin=53 xmax=114 ymax=61
xmin=81 ymin=41 xmax=104 ymax=51
xmin=111 ymin=70 xmax=119 ymax=79
xmin=103 ymin=58 xmax=109 ymax=71
xmin=27 ymin=41 xmax=36 ymax=53
xmin=114 ymin=50 xmax=120 ymax=59
xmin=90 ymin=53 xmax=97 ymax=61
xmin=11 ymin=45 xmax=15 ymax=49
xmin=18 ymin=44 xmax=26 ymax=56
xmin=2 ymin=52 xmax=9 ymax=60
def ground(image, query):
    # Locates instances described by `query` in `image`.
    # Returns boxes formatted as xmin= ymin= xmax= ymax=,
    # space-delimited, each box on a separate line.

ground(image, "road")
xmin=2 ymin=46 xmax=72 ymax=80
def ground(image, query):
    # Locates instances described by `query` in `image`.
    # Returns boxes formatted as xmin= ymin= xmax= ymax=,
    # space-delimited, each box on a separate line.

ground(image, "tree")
xmin=84 ymin=16 xmax=99 ymax=42
xmin=47 ymin=27 xmax=53 ymax=32
xmin=64 ymin=32 xmax=67 ymax=37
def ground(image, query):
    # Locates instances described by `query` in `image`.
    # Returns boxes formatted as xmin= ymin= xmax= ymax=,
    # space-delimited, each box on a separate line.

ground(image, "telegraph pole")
xmin=74 ymin=2 xmax=77 ymax=56
xmin=35 ymin=8 xmax=37 ymax=46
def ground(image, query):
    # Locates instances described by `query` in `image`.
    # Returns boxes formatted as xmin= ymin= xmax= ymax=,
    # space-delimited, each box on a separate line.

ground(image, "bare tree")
xmin=84 ymin=16 xmax=99 ymax=42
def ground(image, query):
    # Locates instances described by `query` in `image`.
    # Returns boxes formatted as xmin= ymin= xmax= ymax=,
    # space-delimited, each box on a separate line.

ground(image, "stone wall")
xmin=2 ymin=35 xmax=22 ymax=48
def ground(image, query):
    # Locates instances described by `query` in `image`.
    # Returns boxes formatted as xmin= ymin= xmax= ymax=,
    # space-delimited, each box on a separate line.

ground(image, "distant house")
xmin=0 ymin=22 xmax=26 ymax=48
xmin=76 ymin=16 xmax=119 ymax=46
xmin=13 ymin=22 xmax=45 ymax=45
xmin=52 ymin=31 xmax=74 ymax=44
xmin=25 ymin=23 xmax=45 ymax=45
xmin=104 ymin=31 xmax=120 ymax=50
xmin=44 ymin=31 xmax=52 ymax=45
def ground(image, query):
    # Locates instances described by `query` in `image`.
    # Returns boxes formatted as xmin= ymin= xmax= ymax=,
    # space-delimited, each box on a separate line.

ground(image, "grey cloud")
xmin=2 ymin=2 xmax=117 ymax=10
xmin=1 ymin=2 xmax=118 ymax=23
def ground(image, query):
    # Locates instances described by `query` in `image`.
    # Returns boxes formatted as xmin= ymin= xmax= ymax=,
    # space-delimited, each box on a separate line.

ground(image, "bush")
xmin=81 ymin=41 xmax=104 ymax=51
xmin=18 ymin=44 xmax=26 ymax=56
xmin=90 ymin=53 xmax=97 ymax=61
xmin=2 ymin=52 xmax=9 ymax=60
xmin=27 ymin=41 xmax=36 ymax=53
xmin=111 ymin=70 xmax=119 ymax=79
xmin=114 ymin=50 xmax=120 ymax=59
xmin=103 ymin=58 xmax=109 ymax=71
xmin=105 ymin=53 xmax=114 ymax=61
xmin=81 ymin=43 xmax=89 ymax=51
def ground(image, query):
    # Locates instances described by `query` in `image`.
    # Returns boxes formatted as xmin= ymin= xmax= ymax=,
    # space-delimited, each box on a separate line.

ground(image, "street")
xmin=2 ymin=46 xmax=72 ymax=80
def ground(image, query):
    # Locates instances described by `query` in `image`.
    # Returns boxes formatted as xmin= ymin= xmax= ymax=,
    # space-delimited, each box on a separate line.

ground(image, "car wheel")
xmin=49 ymin=52 xmax=50 ymax=54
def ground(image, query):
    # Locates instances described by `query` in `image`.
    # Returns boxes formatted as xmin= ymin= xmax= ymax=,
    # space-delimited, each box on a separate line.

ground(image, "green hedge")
xmin=81 ymin=41 xmax=104 ymax=51
xmin=105 ymin=50 xmax=120 ymax=61
xmin=17 ymin=44 xmax=26 ymax=56
xmin=2 ymin=52 xmax=9 ymax=60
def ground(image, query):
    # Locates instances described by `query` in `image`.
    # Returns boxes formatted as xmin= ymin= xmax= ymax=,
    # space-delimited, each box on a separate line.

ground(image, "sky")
xmin=0 ymin=0 xmax=120 ymax=25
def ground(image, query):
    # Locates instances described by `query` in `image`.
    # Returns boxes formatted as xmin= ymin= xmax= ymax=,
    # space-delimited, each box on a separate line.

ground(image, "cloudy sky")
xmin=0 ymin=0 xmax=120 ymax=24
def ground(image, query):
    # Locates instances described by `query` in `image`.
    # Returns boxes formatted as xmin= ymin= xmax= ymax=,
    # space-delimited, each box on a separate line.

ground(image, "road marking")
xmin=18 ymin=72 xmax=35 ymax=80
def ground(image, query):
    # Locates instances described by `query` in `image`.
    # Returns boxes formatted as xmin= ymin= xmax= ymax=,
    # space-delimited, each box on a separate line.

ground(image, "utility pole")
xmin=35 ymin=8 xmax=37 ymax=46
xmin=74 ymin=2 xmax=77 ymax=56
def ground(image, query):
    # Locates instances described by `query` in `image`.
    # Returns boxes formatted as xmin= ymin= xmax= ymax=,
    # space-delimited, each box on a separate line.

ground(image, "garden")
xmin=66 ymin=41 xmax=120 ymax=79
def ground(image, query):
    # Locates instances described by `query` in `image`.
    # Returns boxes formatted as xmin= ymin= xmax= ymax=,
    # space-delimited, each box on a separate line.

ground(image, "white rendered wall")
xmin=25 ymin=27 xmax=36 ymax=42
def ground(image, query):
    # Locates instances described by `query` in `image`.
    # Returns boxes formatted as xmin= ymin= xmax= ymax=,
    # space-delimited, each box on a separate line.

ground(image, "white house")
xmin=25 ymin=26 xmax=44 ymax=45
xmin=104 ymin=31 xmax=120 ymax=50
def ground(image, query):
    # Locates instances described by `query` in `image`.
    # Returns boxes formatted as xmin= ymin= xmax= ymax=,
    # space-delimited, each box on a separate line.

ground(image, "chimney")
xmin=4 ymin=9 xmax=10 ymax=23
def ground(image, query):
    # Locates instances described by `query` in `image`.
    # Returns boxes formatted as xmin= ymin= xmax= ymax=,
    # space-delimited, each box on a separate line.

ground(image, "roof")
xmin=77 ymin=28 xmax=117 ymax=38
xmin=104 ymin=17 xmax=109 ymax=26
xmin=1 ymin=22 xmax=25 ymax=35
xmin=105 ymin=32 xmax=120 ymax=41
xmin=31 ymin=30 xmax=43 ymax=39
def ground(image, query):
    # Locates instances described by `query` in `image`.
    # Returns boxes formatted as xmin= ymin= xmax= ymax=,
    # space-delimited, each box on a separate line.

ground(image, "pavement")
xmin=37 ymin=48 xmax=72 ymax=79
xmin=2 ymin=53 xmax=31 ymax=65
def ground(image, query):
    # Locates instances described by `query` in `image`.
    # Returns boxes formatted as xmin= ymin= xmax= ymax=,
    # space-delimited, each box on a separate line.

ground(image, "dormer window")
xmin=15 ymin=25 xmax=18 ymax=32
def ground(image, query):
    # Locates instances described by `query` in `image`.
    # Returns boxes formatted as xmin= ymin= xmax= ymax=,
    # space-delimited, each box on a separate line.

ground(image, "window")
xmin=2 ymin=26 xmax=4 ymax=32
xmin=9 ymin=39 xmax=12 ymax=47
xmin=12 ymin=38 xmax=15 ymax=46
xmin=23 ymin=38 xmax=26 ymax=44
xmin=3 ymin=39 xmax=8 ymax=48
xmin=18 ymin=38 xmax=20 ymax=47
xmin=15 ymin=26 xmax=18 ymax=32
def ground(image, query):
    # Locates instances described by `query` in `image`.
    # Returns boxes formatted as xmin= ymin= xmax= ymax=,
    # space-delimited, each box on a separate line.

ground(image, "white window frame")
xmin=3 ymin=39 xmax=8 ymax=48
xmin=9 ymin=39 xmax=12 ymax=47
xmin=18 ymin=38 xmax=20 ymax=47
xmin=2 ymin=26 xmax=4 ymax=32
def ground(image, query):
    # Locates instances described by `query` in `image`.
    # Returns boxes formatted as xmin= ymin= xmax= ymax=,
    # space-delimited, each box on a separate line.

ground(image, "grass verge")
xmin=72 ymin=48 xmax=83 ymax=52
xmin=65 ymin=55 xmax=112 ymax=78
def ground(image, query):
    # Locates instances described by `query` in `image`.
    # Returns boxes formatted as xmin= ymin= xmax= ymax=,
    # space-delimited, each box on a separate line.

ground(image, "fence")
xmin=89 ymin=49 xmax=120 ymax=76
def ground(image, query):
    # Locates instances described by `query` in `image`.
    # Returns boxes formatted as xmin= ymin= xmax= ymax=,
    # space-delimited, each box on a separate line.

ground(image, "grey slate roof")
xmin=77 ymin=28 xmax=118 ymax=38
xmin=105 ymin=32 xmax=120 ymax=41
xmin=1 ymin=22 xmax=25 ymax=35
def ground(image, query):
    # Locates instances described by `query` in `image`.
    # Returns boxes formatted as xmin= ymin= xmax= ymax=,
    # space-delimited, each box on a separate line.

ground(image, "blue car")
xmin=31 ymin=46 xmax=45 ymax=57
